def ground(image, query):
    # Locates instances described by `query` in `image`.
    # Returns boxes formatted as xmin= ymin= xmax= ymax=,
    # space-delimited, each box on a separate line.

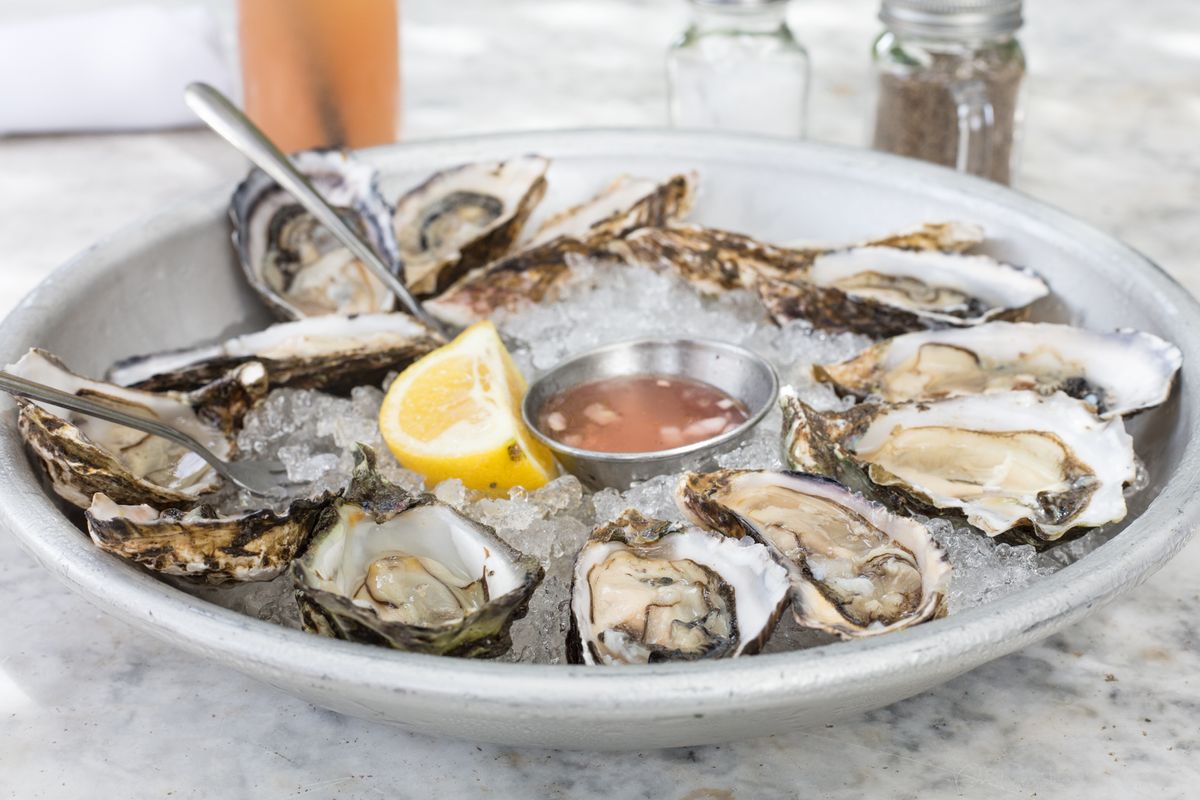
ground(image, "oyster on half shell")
xmin=677 ymin=470 xmax=950 ymax=638
xmin=568 ymin=509 xmax=789 ymax=665
xmin=7 ymin=348 xmax=265 ymax=509
xmin=781 ymin=387 xmax=1137 ymax=544
xmin=86 ymin=493 xmax=329 ymax=583
xmin=425 ymin=174 xmax=695 ymax=326
xmin=613 ymin=221 xmax=986 ymax=298
xmin=814 ymin=322 xmax=1182 ymax=418
xmin=754 ymin=247 xmax=1049 ymax=337
xmin=392 ymin=156 xmax=549 ymax=297
xmin=232 ymin=149 xmax=399 ymax=320
xmin=293 ymin=447 xmax=543 ymax=657
xmin=107 ymin=313 xmax=443 ymax=394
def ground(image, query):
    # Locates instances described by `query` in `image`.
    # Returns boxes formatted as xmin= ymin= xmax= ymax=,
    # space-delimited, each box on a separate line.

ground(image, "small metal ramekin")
xmin=522 ymin=337 xmax=779 ymax=490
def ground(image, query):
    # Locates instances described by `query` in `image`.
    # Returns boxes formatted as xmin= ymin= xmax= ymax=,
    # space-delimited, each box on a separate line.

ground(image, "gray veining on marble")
xmin=1 ymin=0 xmax=1199 ymax=797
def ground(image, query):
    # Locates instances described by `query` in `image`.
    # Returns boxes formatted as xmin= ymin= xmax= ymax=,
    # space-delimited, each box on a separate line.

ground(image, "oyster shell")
xmin=524 ymin=173 xmax=695 ymax=248
xmin=677 ymin=470 xmax=950 ymax=638
xmin=781 ymin=387 xmax=1137 ymax=544
xmin=292 ymin=447 xmax=543 ymax=656
xmin=424 ymin=237 xmax=596 ymax=328
xmin=568 ymin=509 xmax=789 ymax=664
xmin=614 ymin=221 xmax=986 ymax=297
xmin=232 ymin=149 xmax=399 ymax=320
xmin=815 ymin=322 xmax=1182 ymax=418
xmin=425 ymin=174 xmax=695 ymax=326
xmin=107 ymin=313 xmax=442 ymax=393
xmin=86 ymin=493 xmax=328 ymax=583
xmin=615 ymin=225 xmax=813 ymax=295
xmin=7 ymin=349 xmax=265 ymax=509
xmin=837 ymin=220 xmax=984 ymax=254
xmin=392 ymin=156 xmax=549 ymax=297
xmin=753 ymin=248 xmax=1049 ymax=336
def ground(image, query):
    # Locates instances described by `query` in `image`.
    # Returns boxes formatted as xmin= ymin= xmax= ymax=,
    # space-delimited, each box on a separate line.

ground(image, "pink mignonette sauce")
xmin=536 ymin=374 xmax=749 ymax=454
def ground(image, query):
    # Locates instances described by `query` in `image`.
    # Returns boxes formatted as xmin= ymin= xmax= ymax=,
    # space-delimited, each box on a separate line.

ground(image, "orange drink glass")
xmin=238 ymin=0 xmax=400 ymax=152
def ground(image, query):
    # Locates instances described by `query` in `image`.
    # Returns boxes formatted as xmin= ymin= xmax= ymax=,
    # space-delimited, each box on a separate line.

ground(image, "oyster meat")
xmin=815 ymin=321 xmax=1182 ymax=417
xmin=293 ymin=447 xmax=543 ymax=657
xmin=232 ymin=149 xmax=399 ymax=320
xmin=568 ymin=509 xmax=789 ymax=664
xmin=7 ymin=349 xmax=265 ymax=509
xmin=393 ymin=156 xmax=549 ymax=297
xmin=107 ymin=312 xmax=443 ymax=393
xmin=677 ymin=470 xmax=950 ymax=638
xmin=781 ymin=387 xmax=1137 ymax=543
xmin=426 ymin=174 xmax=695 ymax=326
xmin=86 ymin=493 xmax=328 ymax=583
xmin=755 ymin=247 xmax=1049 ymax=336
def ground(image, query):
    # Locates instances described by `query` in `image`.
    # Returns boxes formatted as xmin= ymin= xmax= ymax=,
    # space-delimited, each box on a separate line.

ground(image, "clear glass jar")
xmin=667 ymin=0 xmax=810 ymax=138
xmin=869 ymin=3 xmax=1026 ymax=185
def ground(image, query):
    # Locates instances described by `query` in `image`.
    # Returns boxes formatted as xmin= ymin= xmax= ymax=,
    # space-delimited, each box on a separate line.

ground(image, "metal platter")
xmin=1 ymin=130 xmax=1196 ymax=749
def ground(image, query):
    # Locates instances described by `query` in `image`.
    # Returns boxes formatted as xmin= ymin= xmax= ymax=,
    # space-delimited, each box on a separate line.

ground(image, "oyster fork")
xmin=0 ymin=370 xmax=288 ymax=496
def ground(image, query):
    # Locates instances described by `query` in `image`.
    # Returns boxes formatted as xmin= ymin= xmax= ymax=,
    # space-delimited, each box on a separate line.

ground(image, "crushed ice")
xmin=186 ymin=262 xmax=1108 ymax=661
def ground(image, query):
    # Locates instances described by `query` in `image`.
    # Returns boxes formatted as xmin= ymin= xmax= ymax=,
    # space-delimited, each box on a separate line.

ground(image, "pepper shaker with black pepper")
xmin=870 ymin=0 xmax=1026 ymax=185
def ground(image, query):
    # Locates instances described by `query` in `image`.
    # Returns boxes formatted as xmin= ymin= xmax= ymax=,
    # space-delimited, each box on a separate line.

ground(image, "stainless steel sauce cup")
xmin=522 ymin=337 xmax=779 ymax=489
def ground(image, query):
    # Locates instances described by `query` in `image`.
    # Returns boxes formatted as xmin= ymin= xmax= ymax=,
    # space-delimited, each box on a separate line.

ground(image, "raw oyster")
xmin=293 ymin=447 xmax=543 ymax=656
xmin=615 ymin=221 xmax=986 ymax=297
xmin=524 ymin=173 xmax=695 ymax=248
xmin=392 ymin=156 xmax=549 ymax=297
xmin=753 ymin=247 xmax=1049 ymax=336
xmin=814 ymin=322 xmax=1182 ymax=418
xmin=107 ymin=313 xmax=442 ymax=393
xmin=781 ymin=387 xmax=1137 ymax=544
xmin=86 ymin=493 xmax=328 ymax=583
xmin=426 ymin=174 xmax=695 ymax=326
xmin=677 ymin=470 xmax=950 ymax=638
xmin=7 ymin=348 xmax=265 ymax=509
xmin=568 ymin=509 xmax=789 ymax=664
xmin=232 ymin=149 xmax=399 ymax=320
xmin=424 ymin=238 xmax=596 ymax=328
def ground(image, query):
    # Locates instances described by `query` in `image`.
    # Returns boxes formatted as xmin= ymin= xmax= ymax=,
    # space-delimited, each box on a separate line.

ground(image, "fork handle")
xmin=183 ymin=82 xmax=451 ymax=339
xmin=0 ymin=370 xmax=235 ymax=482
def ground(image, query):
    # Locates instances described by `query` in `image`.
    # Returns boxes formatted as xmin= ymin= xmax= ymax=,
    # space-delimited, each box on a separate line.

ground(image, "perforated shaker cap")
xmin=880 ymin=0 xmax=1023 ymax=40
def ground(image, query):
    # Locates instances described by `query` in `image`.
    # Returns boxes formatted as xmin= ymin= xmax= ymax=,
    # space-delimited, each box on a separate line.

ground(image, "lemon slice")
xmin=379 ymin=320 xmax=557 ymax=495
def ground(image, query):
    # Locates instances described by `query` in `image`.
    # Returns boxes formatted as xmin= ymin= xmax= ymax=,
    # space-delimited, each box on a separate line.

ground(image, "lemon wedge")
xmin=378 ymin=320 xmax=557 ymax=495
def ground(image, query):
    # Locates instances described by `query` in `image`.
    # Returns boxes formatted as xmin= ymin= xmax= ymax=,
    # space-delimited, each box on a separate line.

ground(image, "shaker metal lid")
xmin=880 ymin=0 xmax=1023 ymax=39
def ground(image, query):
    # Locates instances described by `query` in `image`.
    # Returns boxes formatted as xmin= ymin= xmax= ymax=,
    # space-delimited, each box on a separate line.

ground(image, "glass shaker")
xmin=668 ymin=0 xmax=810 ymax=138
xmin=869 ymin=0 xmax=1026 ymax=184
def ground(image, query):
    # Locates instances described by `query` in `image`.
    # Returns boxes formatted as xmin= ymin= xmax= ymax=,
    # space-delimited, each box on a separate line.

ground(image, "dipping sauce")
xmin=536 ymin=374 xmax=749 ymax=453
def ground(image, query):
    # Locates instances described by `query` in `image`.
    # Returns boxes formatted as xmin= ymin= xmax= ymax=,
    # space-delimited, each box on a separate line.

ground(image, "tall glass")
xmin=238 ymin=0 xmax=400 ymax=152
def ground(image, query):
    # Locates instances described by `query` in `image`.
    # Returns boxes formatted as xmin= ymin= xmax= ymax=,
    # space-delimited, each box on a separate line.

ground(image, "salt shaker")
xmin=667 ymin=0 xmax=810 ymax=138
xmin=869 ymin=0 xmax=1026 ymax=184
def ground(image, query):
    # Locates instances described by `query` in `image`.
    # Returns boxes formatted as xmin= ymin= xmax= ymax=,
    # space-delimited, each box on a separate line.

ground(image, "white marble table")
xmin=2 ymin=0 xmax=1199 ymax=797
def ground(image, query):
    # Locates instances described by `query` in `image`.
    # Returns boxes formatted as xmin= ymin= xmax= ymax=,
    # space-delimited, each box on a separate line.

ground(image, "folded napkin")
xmin=0 ymin=3 xmax=235 ymax=135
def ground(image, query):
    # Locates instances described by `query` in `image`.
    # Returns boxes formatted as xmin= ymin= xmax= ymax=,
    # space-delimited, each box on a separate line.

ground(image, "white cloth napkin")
xmin=0 ymin=3 xmax=235 ymax=135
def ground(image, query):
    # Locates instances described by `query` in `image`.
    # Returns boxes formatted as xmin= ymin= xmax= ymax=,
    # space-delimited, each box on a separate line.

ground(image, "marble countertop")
xmin=2 ymin=0 xmax=1199 ymax=797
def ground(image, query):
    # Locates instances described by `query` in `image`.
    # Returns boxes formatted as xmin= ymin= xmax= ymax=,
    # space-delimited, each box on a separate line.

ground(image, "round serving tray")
xmin=1 ymin=130 xmax=1196 ymax=750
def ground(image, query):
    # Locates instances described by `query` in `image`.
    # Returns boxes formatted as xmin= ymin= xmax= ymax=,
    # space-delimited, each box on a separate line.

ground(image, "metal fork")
xmin=183 ymin=82 xmax=453 ymax=341
xmin=0 ymin=370 xmax=288 ymax=496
